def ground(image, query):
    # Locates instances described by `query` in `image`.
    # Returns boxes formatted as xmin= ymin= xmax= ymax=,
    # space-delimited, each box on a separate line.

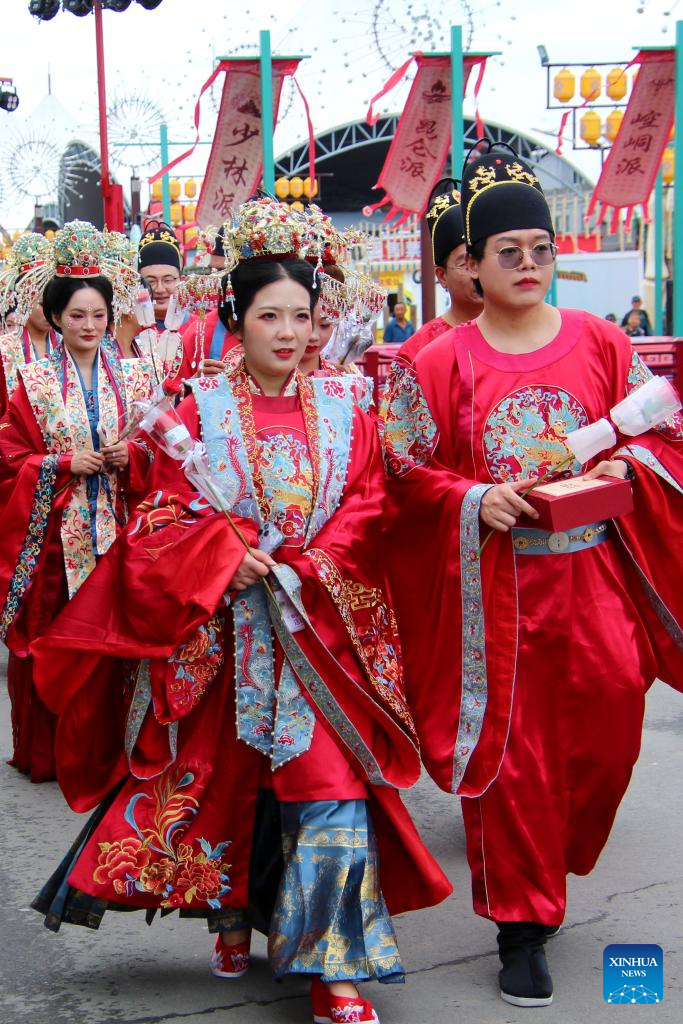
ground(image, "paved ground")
xmin=1 ymin=645 xmax=681 ymax=1023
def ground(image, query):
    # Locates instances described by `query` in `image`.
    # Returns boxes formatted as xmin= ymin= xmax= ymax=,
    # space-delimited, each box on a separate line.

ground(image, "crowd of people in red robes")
xmin=1 ymin=155 xmax=681 ymax=1022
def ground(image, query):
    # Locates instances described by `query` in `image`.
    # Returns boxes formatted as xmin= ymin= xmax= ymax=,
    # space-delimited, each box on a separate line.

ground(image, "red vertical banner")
xmin=196 ymin=59 xmax=300 ymax=228
xmin=587 ymin=50 xmax=674 ymax=231
xmin=364 ymin=54 xmax=487 ymax=222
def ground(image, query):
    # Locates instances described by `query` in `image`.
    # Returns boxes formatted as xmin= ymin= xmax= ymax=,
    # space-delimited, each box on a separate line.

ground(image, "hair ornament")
xmin=0 ymin=232 xmax=55 ymax=327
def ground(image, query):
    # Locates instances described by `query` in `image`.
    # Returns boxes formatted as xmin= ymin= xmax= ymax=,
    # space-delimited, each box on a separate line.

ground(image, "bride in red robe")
xmin=0 ymin=222 xmax=154 ymax=782
xmin=381 ymin=147 xmax=683 ymax=1008
xmin=31 ymin=206 xmax=450 ymax=1024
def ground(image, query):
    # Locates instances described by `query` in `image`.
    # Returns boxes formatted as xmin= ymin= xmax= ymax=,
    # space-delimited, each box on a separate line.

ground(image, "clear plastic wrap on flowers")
xmin=135 ymin=289 xmax=156 ymax=328
xmin=181 ymin=442 xmax=239 ymax=512
xmin=565 ymin=418 xmax=618 ymax=465
xmin=565 ymin=374 xmax=681 ymax=465
xmin=135 ymin=398 xmax=239 ymax=513
xmin=611 ymin=374 xmax=681 ymax=435
xmin=163 ymin=293 xmax=185 ymax=331
xmin=135 ymin=324 xmax=160 ymax=370
xmin=138 ymin=394 xmax=195 ymax=460
xmin=322 ymin=321 xmax=374 ymax=365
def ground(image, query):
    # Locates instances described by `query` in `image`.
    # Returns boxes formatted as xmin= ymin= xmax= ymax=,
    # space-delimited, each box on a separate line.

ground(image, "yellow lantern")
xmin=169 ymin=178 xmax=181 ymax=200
xmin=605 ymin=109 xmax=624 ymax=143
xmin=291 ymin=200 xmax=305 ymax=212
xmin=184 ymin=227 xmax=199 ymax=249
xmin=662 ymin=146 xmax=675 ymax=186
xmin=606 ymin=67 xmax=627 ymax=102
xmin=184 ymin=178 xmax=197 ymax=199
xmin=580 ymin=110 xmax=602 ymax=147
xmin=580 ymin=66 xmax=601 ymax=101
xmin=184 ymin=202 xmax=197 ymax=222
xmin=303 ymin=176 xmax=318 ymax=199
xmin=553 ymin=67 xmax=575 ymax=104
xmin=289 ymin=176 xmax=304 ymax=199
xmin=170 ymin=202 xmax=183 ymax=225
xmin=275 ymin=177 xmax=290 ymax=200
xmin=151 ymin=179 xmax=163 ymax=201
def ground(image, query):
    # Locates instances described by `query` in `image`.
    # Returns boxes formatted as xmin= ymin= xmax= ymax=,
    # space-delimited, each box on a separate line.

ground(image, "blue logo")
xmin=603 ymin=944 xmax=663 ymax=1004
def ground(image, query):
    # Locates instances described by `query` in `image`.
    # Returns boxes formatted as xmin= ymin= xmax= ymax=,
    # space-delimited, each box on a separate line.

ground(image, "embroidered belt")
xmin=512 ymin=521 xmax=609 ymax=556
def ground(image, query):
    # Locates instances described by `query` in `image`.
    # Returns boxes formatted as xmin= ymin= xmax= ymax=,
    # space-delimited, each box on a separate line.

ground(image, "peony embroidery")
xmin=92 ymin=764 xmax=232 ymax=909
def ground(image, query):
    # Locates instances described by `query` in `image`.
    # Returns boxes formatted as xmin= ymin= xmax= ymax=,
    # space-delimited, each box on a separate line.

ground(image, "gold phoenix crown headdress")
xmin=102 ymin=229 xmax=141 ymax=324
xmin=53 ymin=221 xmax=106 ymax=278
xmin=0 ymin=232 xmax=55 ymax=327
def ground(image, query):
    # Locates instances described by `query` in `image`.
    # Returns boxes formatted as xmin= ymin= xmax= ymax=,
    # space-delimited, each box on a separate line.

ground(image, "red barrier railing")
xmin=356 ymin=344 xmax=402 ymax=404
xmin=631 ymin=337 xmax=683 ymax=391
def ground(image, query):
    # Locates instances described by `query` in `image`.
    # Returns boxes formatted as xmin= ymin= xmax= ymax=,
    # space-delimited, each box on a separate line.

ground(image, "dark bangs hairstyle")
xmin=42 ymin=276 xmax=114 ymax=331
xmin=218 ymin=258 xmax=318 ymax=330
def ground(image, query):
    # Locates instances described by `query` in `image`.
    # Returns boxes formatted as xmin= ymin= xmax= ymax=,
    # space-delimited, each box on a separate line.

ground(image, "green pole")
xmin=160 ymin=122 xmax=171 ymax=225
xmin=654 ymin=166 xmax=664 ymax=335
xmin=260 ymin=29 xmax=275 ymax=194
xmin=450 ymin=25 xmax=464 ymax=179
xmin=674 ymin=21 xmax=683 ymax=335
xmin=549 ymin=266 xmax=558 ymax=307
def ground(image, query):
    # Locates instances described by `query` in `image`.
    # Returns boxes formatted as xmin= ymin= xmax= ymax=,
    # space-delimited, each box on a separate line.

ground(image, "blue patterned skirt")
xmin=267 ymin=799 xmax=403 ymax=984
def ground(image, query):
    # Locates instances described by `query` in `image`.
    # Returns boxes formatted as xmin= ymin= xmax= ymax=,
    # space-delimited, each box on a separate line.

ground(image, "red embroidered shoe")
xmin=209 ymin=934 xmax=251 ymax=979
xmin=311 ymin=976 xmax=380 ymax=1023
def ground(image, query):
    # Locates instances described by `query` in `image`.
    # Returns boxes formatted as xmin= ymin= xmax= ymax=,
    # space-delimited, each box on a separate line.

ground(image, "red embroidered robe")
xmin=0 ymin=349 xmax=155 ymax=781
xmin=30 ymin=366 xmax=451 ymax=919
xmin=381 ymin=309 xmax=683 ymax=923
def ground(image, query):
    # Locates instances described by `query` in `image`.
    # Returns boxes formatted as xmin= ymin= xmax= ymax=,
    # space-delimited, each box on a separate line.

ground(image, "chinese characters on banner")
xmin=196 ymin=59 xmax=300 ymax=229
xmin=587 ymin=50 xmax=674 ymax=232
xmin=364 ymin=54 xmax=487 ymax=223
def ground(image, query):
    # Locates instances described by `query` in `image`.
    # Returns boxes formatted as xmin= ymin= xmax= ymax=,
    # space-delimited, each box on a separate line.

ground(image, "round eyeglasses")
xmin=494 ymin=242 xmax=557 ymax=270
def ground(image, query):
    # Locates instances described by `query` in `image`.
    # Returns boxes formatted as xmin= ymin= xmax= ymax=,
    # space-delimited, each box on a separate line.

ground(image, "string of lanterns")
xmin=274 ymin=176 xmax=319 ymax=212
xmin=549 ymin=61 xmax=674 ymax=181
xmin=149 ymin=177 xmax=198 ymax=247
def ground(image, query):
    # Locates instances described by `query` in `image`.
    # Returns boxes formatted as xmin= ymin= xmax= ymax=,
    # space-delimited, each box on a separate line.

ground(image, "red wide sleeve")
xmin=31 ymin=393 xmax=258 ymax=713
xmin=613 ymin=428 xmax=683 ymax=691
xmin=380 ymin=354 xmax=519 ymax=798
xmin=30 ymin=396 xmax=259 ymax=810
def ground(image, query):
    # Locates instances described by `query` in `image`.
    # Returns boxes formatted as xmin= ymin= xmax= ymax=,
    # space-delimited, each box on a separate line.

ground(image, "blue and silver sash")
xmin=190 ymin=373 xmax=354 ymax=768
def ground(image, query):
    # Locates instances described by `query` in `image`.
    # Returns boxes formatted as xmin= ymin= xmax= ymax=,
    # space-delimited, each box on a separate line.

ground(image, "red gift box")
xmin=518 ymin=475 xmax=634 ymax=532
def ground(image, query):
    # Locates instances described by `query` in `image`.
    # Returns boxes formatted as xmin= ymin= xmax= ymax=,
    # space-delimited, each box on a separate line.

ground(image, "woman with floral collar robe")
xmin=0 ymin=223 xmax=154 ymax=782
xmin=31 ymin=250 xmax=451 ymax=1024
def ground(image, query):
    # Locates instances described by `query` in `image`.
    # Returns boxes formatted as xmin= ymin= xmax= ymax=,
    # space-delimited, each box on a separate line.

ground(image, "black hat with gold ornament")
xmin=137 ymin=220 xmax=183 ymax=271
xmin=425 ymin=177 xmax=465 ymax=267
xmin=462 ymin=143 xmax=554 ymax=248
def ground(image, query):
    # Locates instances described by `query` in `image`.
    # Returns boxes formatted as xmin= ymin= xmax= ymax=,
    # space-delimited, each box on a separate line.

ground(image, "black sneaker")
xmin=496 ymin=922 xmax=554 ymax=1007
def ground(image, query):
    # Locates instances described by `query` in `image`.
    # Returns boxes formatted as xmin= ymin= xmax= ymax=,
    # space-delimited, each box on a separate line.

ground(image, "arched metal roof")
xmin=275 ymin=114 xmax=592 ymax=210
